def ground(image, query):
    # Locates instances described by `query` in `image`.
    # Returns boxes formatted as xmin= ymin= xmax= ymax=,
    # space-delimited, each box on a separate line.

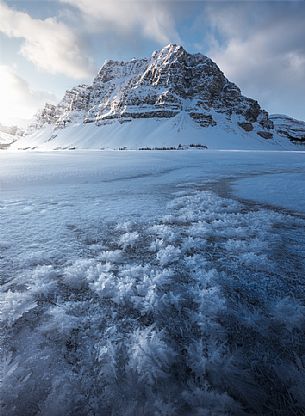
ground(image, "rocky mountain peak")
xmin=95 ymin=57 xmax=148 ymax=84
xmin=152 ymin=43 xmax=187 ymax=60
xmin=27 ymin=45 xmax=280 ymax=142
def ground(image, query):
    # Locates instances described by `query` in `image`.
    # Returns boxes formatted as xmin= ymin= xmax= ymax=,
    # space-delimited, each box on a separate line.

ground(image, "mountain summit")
xmin=13 ymin=44 xmax=304 ymax=150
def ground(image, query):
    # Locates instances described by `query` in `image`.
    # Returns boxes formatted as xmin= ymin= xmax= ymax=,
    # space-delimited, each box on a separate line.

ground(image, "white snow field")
xmin=1 ymin=149 xmax=305 ymax=416
xmin=10 ymin=112 xmax=297 ymax=151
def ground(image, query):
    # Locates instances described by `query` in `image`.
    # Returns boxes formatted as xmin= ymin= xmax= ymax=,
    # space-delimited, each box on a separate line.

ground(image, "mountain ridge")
xmin=11 ymin=44 xmax=305 ymax=150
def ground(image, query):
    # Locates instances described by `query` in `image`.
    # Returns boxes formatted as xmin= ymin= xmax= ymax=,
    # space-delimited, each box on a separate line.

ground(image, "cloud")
xmin=2 ymin=0 xmax=304 ymax=122
xmin=0 ymin=1 xmax=93 ymax=79
xmin=202 ymin=1 xmax=305 ymax=119
xmin=0 ymin=65 xmax=57 ymax=124
xmin=59 ymin=0 xmax=181 ymax=45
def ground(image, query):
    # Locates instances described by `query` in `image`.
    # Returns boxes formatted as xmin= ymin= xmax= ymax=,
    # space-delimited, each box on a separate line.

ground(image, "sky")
xmin=0 ymin=0 xmax=305 ymax=126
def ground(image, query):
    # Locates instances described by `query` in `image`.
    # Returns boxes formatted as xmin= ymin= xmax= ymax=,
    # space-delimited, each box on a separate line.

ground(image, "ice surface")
xmin=232 ymin=172 xmax=305 ymax=213
xmin=1 ymin=150 xmax=305 ymax=415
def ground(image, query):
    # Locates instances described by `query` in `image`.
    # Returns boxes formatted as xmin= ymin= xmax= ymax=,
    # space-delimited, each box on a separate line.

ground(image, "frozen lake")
xmin=1 ymin=150 xmax=304 ymax=273
xmin=1 ymin=149 xmax=305 ymax=415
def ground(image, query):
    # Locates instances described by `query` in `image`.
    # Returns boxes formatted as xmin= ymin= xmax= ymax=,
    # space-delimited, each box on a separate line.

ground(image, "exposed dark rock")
xmin=258 ymin=110 xmax=274 ymax=129
xmin=190 ymin=113 xmax=217 ymax=127
xmin=238 ymin=122 xmax=253 ymax=132
xmin=257 ymin=131 xmax=273 ymax=140
xmin=244 ymin=101 xmax=261 ymax=122
xmin=122 ymin=111 xmax=179 ymax=119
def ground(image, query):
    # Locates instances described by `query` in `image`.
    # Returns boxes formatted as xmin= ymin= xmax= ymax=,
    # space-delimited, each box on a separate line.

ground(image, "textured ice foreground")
xmin=1 ymin=150 xmax=305 ymax=415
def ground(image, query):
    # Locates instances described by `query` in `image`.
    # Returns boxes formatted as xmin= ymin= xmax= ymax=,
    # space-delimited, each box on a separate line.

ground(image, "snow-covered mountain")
xmin=0 ymin=123 xmax=24 ymax=149
xmin=270 ymin=114 xmax=305 ymax=144
xmin=11 ymin=44 xmax=304 ymax=150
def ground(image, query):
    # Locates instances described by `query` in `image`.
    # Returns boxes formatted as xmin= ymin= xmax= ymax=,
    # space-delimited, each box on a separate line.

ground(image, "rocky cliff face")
xmin=29 ymin=44 xmax=275 ymax=140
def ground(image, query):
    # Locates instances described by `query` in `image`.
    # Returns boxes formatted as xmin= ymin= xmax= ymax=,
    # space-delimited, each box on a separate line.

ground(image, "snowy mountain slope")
xmin=10 ymin=44 xmax=302 ymax=150
xmin=270 ymin=114 xmax=305 ymax=143
xmin=13 ymin=113 xmax=293 ymax=151
xmin=0 ymin=131 xmax=16 ymax=146
xmin=0 ymin=124 xmax=24 ymax=148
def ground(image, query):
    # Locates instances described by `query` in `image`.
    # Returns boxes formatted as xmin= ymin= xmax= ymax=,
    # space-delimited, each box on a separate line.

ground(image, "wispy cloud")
xmin=1 ymin=0 xmax=304 ymax=121
xmin=59 ymin=0 xmax=181 ymax=45
xmin=0 ymin=65 xmax=57 ymax=123
xmin=202 ymin=1 xmax=305 ymax=118
xmin=0 ymin=1 xmax=93 ymax=79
